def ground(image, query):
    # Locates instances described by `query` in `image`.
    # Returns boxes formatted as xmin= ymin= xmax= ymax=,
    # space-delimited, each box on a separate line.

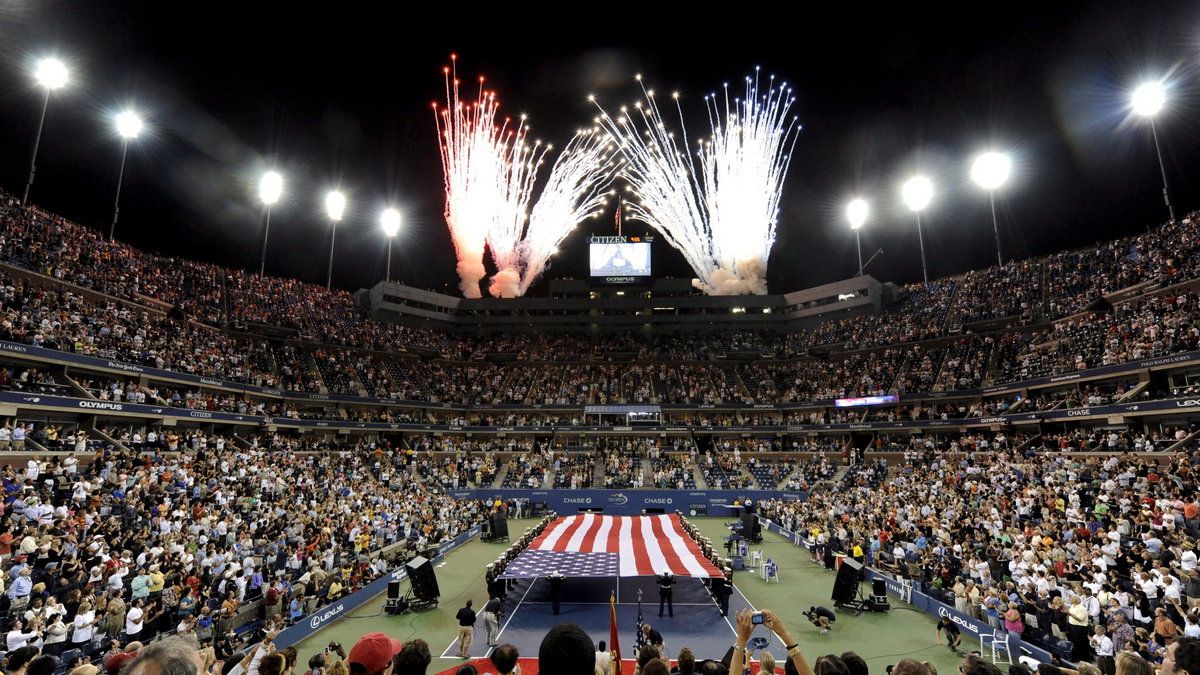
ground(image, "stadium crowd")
xmin=3 ymin=169 xmax=1200 ymax=675
xmin=3 ymin=189 xmax=1200 ymax=416
xmin=758 ymin=435 xmax=1200 ymax=671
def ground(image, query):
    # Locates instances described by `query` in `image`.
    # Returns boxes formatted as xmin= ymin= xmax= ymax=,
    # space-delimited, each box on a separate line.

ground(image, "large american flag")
xmin=500 ymin=514 xmax=723 ymax=578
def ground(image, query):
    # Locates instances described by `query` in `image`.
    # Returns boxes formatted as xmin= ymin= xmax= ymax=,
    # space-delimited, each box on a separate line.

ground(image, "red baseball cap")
xmin=349 ymin=633 xmax=404 ymax=675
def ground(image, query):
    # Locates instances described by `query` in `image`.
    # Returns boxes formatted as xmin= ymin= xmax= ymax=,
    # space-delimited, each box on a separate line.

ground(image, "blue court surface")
xmin=443 ymin=575 xmax=775 ymax=659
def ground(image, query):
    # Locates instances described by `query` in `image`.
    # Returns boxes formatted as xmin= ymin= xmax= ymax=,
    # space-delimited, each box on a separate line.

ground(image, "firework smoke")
xmin=594 ymin=69 xmax=800 ymax=295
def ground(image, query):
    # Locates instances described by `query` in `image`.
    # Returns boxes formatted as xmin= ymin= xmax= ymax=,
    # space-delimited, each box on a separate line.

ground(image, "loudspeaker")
xmin=872 ymin=579 xmax=887 ymax=597
xmin=831 ymin=557 xmax=861 ymax=604
xmin=492 ymin=514 xmax=509 ymax=539
xmin=388 ymin=580 xmax=402 ymax=599
xmin=405 ymin=556 xmax=441 ymax=602
xmin=740 ymin=514 xmax=761 ymax=542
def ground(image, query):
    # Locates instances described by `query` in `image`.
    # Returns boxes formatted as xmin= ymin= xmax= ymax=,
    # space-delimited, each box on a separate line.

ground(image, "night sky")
xmin=2 ymin=1 xmax=1200 ymax=297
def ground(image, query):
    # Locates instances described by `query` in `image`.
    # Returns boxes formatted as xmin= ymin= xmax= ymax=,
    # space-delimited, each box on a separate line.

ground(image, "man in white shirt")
xmin=1091 ymin=625 xmax=1115 ymax=675
xmin=6 ymin=619 xmax=40 ymax=651
xmin=124 ymin=598 xmax=145 ymax=642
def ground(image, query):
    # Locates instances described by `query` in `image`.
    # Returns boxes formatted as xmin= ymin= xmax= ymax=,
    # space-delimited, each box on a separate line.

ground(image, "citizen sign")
xmin=309 ymin=603 xmax=346 ymax=630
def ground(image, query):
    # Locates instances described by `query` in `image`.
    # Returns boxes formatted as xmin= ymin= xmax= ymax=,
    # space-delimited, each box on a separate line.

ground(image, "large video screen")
xmin=590 ymin=242 xmax=652 ymax=277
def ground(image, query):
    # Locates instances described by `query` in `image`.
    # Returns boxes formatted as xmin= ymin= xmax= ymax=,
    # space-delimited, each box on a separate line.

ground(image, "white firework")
xmin=514 ymin=127 xmax=620 ymax=297
xmin=594 ymin=68 xmax=800 ymax=295
xmin=435 ymin=56 xmax=616 ymax=298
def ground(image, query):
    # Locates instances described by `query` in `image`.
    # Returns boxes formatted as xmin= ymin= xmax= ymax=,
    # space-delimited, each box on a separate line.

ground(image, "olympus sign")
xmin=79 ymin=401 xmax=124 ymax=411
xmin=979 ymin=417 xmax=1007 ymax=424
xmin=309 ymin=603 xmax=346 ymax=630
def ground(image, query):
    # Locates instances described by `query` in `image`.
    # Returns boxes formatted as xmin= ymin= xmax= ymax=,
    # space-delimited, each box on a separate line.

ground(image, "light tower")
xmin=901 ymin=176 xmax=933 ymax=283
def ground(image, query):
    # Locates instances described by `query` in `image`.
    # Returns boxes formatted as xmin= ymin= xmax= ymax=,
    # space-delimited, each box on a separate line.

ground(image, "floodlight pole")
xmin=1148 ymin=117 xmax=1175 ymax=223
xmin=259 ymin=206 xmax=273 ymax=277
xmin=23 ymin=89 xmax=52 ymax=205
xmin=855 ymin=230 xmax=863 ymax=278
xmin=385 ymin=239 xmax=393 ymax=282
xmin=109 ymin=137 xmax=130 ymax=241
xmin=988 ymin=192 xmax=1002 ymax=267
xmin=915 ymin=211 xmax=928 ymax=283
xmin=327 ymin=221 xmax=337 ymax=289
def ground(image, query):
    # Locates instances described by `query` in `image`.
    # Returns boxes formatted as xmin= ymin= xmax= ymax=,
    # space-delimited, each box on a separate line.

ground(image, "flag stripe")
xmin=648 ymin=515 xmax=684 ymax=574
xmin=532 ymin=516 xmax=571 ymax=549
xmin=629 ymin=516 xmax=654 ymax=575
xmin=566 ymin=513 xmax=595 ymax=551
xmin=528 ymin=514 xmax=720 ymax=578
xmin=659 ymin=515 xmax=709 ymax=576
xmin=590 ymin=513 xmax=614 ymax=553
xmin=575 ymin=513 xmax=605 ymax=552
xmin=618 ymin=515 xmax=637 ymax=576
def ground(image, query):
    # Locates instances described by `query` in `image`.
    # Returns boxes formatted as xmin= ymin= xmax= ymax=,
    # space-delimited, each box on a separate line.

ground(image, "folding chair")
xmin=980 ymin=632 xmax=1013 ymax=666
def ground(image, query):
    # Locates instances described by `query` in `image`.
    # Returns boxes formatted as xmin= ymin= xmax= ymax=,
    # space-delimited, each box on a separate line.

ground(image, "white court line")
xmin=728 ymin=577 xmax=788 ymax=649
xmin=439 ymin=578 xmax=537 ymax=658
xmin=481 ymin=578 xmax=538 ymax=656
xmin=521 ymin=601 xmax=717 ymax=606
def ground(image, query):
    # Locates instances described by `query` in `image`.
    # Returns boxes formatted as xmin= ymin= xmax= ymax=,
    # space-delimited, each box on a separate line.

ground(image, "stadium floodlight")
xmin=847 ymin=199 xmax=868 ymax=277
xmin=1130 ymin=80 xmax=1175 ymax=222
xmin=109 ymin=112 xmax=144 ymax=241
xmin=971 ymin=152 xmax=1012 ymax=267
xmin=1131 ymin=81 xmax=1166 ymax=117
xmin=324 ymin=191 xmax=346 ymax=289
xmin=258 ymin=171 xmax=284 ymax=276
xmin=23 ymin=58 xmax=70 ymax=204
xmin=901 ymin=176 xmax=933 ymax=283
xmin=259 ymin=171 xmax=283 ymax=205
xmin=115 ymin=111 xmax=142 ymax=139
xmin=381 ymin=208 xmax=401 ymax=282
xmin=35 ymin=58 xmax=68 ymax=90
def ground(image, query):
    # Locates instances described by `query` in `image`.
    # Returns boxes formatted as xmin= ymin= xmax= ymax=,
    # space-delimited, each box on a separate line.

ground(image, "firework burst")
xmin=435 ymin=56 xmax=616 ymax=297
xmin=594 ymin=68 xmax=800 ymax=295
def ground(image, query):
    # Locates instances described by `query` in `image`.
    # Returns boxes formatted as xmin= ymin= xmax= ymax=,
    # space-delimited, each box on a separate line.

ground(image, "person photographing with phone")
xmin=732 ymin=609 xmax=813 ymax=675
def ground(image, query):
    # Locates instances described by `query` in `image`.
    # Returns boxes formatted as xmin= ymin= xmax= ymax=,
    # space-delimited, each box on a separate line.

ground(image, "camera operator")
xmin=935 ymin=616 xmax=962 ymax=652
xmin=804 ymin=606 xmax=837 ymax=634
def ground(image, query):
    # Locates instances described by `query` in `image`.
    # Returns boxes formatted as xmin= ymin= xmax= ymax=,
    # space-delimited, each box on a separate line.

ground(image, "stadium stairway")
xmin=592 ymin=457 xmax=605 ymax=487
xmin=1167 ymin=429 xmax=1200 ymax=453
xmin=693 ymin=465 xmax=708 ymax=489
xmin=1115 ymin=380 xmax=1149 ymax=402
xmin=491 ymin=463 xmax=509 ymax=489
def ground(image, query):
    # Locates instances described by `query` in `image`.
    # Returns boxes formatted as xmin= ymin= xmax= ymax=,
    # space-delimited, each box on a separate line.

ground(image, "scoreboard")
xmin=589 ymin=235 xmax=652 ymax=283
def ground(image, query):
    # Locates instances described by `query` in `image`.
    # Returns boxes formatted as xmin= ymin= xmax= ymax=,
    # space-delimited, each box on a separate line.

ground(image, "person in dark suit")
xmin=658 ymin=571 xmax=676 ymax=618
xmin=547 ymin=572 xmax=566 ymax=615
xmin=713 ymin=570 xmax=733 ymax=617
